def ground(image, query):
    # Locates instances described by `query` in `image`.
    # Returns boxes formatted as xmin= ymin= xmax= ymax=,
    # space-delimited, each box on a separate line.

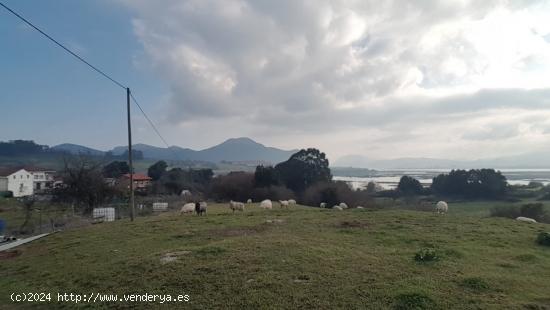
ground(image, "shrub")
xmin=414 ymin=248 xmax=438 ymax=262
xmin=536 ymin=232 xmax=550 ymax=246
xmin=301 ymin=181 xmax=374 ymax=208
xmin=490 ymin=205 xmax=520 ymax=219
xmin=520 ymin=203 xmax=546 ymax=222
xmin=251 ymin=186 xmax=295 ymax=202
xmin=393 ymin=293 xmax=436 ymax=310
xmin=208 ymin=172 xmax=254 ymax=202
xmin=0 ymin=191 xmax=13 ymax=198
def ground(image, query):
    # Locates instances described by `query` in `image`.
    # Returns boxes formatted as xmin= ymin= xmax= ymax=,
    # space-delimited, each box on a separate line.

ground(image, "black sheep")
xmin=195 ymin=202 xmax=206 ymax=216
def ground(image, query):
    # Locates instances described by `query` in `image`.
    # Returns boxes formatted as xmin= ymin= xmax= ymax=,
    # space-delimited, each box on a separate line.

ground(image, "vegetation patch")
xmin=414 ymin=248 xmax=439 ymax=263
xmin=460 ymin=277 xmax=490 ymax=292
xmin=393 ymin=293 xmax=437 ymax=310
xmin=194 ymin=246 xmax=226 ymax=257
xmin=536 ymin=232 xmax=550 ymax=247
xmin=208 ymin=225 xmax=267 ymax=237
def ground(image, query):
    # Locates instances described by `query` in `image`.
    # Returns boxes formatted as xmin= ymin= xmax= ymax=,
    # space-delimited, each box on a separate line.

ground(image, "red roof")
xmin=122 ymin=173 xmax=152 ymax=181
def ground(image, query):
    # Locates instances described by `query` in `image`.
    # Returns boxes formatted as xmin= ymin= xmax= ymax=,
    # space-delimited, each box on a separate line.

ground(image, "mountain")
xmin=110 ymin=137 xmax=297 ymax=164
xmin=334 ymin=152 xmax=550 ymax=169
xmin=51 ymin=143 xmax=104 ymax=156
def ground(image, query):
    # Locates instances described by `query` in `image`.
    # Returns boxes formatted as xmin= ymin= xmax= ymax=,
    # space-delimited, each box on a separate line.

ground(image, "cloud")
xmin=122 ymin=0 xmax=550 ymax=159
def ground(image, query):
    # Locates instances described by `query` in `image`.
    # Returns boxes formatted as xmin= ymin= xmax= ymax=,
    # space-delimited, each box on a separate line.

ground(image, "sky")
xmin=1 ymin=0 xmax=550 ymax=162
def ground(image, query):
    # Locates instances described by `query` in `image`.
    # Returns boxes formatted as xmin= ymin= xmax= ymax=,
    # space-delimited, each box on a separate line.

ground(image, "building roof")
xmin=24 ymin=166 xmax=56 ymax=172
xmin=121 ymin=173 xmax=152 ymax=181
xmin=0 ymin=167 xmax=27 ymax=177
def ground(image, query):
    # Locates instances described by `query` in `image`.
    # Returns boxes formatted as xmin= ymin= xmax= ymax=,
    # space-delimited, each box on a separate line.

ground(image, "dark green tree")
xmin=254 ymin=165 xmax=279 ymax=187
xmin=275 ymin=148 xmax=331 ymax=192
xmin=102 ymin=161 xmax=130 ymax=178
xmin=397 ymin=175 xmax=424 ymax=195
xmin=147 ymin=160 xmax=168 ymax=181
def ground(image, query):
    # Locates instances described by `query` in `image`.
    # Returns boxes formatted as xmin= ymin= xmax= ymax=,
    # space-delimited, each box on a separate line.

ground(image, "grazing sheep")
xmin=320 ymin=202 xmax=327 ymax=208
xmin=332 ymin=205 xmax=343 ymax=211
xmin=279 ymin=200 xmax=289 ymax=208
xmin=436 ymin=201 xmax=448 ymax=214
xmin=195 ymin=202 xmax=207 ymax=216
xmin=180 ymin=203 xmax=195 ymax=214
xmin=339 ymin=202 xmax=348 ymax=209
xmin=288 ymin=199 xmax=297 ymax=206
xmin=247 ymin=199 xmax=252 ymax=203
xmin=260 ymin=199 xmax=273 ymax=209
xmin=516 ymin=216 xmax=537 ymax=223
xmin=356 ymin=206 xmax=364 ymax=209
xmin=229 ymin=200 xmax=245 ymax=213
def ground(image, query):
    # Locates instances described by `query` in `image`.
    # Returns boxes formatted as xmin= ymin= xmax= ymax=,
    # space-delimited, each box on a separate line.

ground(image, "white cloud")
xmin=122 ymin=0 xmax=550 ymax=160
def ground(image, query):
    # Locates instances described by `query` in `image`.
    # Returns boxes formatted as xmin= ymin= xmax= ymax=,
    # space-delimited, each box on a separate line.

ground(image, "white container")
xmin=153 ymin=202 xmax=168 ymax=212
xmin=93 ymin=208 xmax=115 ymax=222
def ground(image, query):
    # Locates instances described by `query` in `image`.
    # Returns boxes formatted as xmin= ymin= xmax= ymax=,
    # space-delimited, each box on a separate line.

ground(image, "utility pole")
xmin=127 ymin=87 xmax=135 ymax=221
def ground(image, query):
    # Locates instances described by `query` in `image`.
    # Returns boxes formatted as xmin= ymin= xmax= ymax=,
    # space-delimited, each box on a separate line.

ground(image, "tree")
xmin=275 ymin=148 xmax=331 ymax=192
xmin=102 ymin=161 xmax=129 ymax=178
xmin=254 ymin=165 xmax=279 ymax=187
xmin=148 ymin=160 xmax=168 ymax=181
xmin=431 ymin=169 xmax=508 ymax=198
xmin=56 ymin=157 xmax=120 ymax=213
xmin=397 ymin=175 xmax=424 ymax=195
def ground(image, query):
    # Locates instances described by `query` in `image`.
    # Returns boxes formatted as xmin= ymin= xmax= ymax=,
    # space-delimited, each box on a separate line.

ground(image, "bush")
xmin=520 ymin=203 xmax=546 ymax=222
xmin=536 ymin=232 xmax=550 ymax=246
xmin=301 ymin=181 xmax=374 ymax=208
xmin=490 ymin=206 xmax=520 ymax=219
xmin=0 ymin=191 xmax=13 ymax=198
xmin=414 ymin=248 xmax=438 ymax=262
xmin=251 ymin=186 xmax=295 ymax=202
xmin=208 ymin=172 xmax=254 ymax=202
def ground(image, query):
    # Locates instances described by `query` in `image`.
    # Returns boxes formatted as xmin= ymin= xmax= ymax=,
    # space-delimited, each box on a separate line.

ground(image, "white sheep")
xmin=356 ymin=206 xmax=364 ymax=209
xmin=229 ymin=200 xmax=245 ymax=213
xmin=320 ymin=202 xmax=327 ymax=208
xmin=288 ymin=199 xmax=296 ymax=206
xmin=436 ymin=201 xmax=448 ymax=214
xmin=516 ymin=216 xmax=537 ymax=223
xmin=339 ymin=202 xmax=348 ymax=209
xmin=180 ymin=203 xmax=195 ymax=214
xmin=332 ymin=205 xmax=343 ymax=211
xmin=260 ymin=199 xmax=273 ymax=209
xmin=279 ymin=200 xmax=289 ymax=208
xmin=247 ymin=199 xmax=252 ymax=203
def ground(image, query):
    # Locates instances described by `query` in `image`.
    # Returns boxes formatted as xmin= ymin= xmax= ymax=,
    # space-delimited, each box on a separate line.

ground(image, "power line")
xmin=1 ymin=1 xmax=177 ymax=159
xmin=0 ymin=1 xmax=126 ymax=89
xmin=129 ymin=92 xmax=172 ymax=150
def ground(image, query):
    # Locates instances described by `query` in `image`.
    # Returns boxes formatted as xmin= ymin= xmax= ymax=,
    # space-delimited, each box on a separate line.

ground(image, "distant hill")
xmin=334 ymin=151 xmax=550 ymax=169
xmin=109 ymin=137 xmax=297 ymax=164
xmin=51 ymin=143 xmax=104 ymax=156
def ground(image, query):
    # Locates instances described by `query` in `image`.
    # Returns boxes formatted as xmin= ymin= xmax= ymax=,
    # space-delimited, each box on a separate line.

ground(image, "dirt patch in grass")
xmin=0 ymin=250 xmax=21 ymax=260
xmin=337 ymin=220 xmax=369 ymax=228
xmin=208 ymin=224 xmax=268 ymax=237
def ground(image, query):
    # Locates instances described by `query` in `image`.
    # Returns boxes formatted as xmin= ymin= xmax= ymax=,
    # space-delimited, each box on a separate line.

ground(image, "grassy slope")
xmin=1 ymin=204 xmax=550 ymax=309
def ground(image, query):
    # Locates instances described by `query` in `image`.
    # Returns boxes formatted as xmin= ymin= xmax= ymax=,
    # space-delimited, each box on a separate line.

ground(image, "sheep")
xmin=332 ymin=205 xmax=343 ymax=211
xmin=260 ymin=199 xmax=273 ymax=209
xmin=288 ymin=199 xmax=297 ymax=206
xmin=180 ymin=203 xmax=195 ymax=215
xmin=195 ymin=202 xmax=207 ymax=216
xmin=356 ymin=206 xmax=364 ymax=209
xmin=339 ymin=202 xmax=348 ymax=209
xmin=229 ymin=200 xmax=245 ymax=213
xmin=436 ymin=201 xmax=448 ymax=214
xmin=320 ymin=202 xmax=327 ymax=208
xmin=516 ymin=216 xmax=537 ymax=223
xmin=247 ymin=199 xmax=252 ymax=203
xmin=279 ymin=200 xmax=289 ymax=208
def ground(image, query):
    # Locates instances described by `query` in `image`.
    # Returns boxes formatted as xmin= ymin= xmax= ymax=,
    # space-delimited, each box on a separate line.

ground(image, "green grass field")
xmin=1 ymin=203 xmax=550 ymax=309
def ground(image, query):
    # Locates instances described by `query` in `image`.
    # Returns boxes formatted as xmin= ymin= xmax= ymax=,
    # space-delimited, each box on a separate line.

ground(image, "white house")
xmin=0 ymin=168 xmax=34 ymax=197
xmin=25 ymin=167 xmax=56 ymax=193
